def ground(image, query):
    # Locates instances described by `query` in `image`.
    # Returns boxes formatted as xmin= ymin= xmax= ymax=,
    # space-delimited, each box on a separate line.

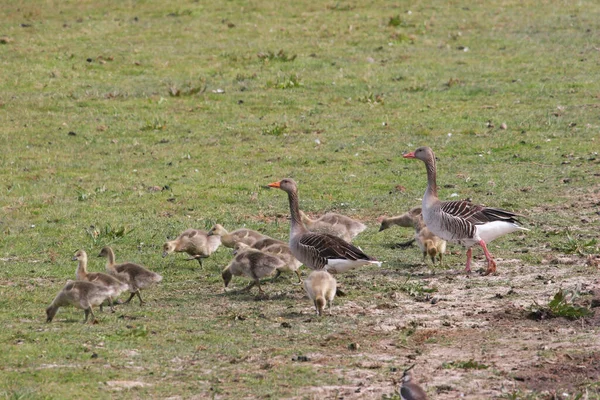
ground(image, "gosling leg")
xmin=122 ymin=292 xmax=136 ymax=305
xmin=135 ymin=290 xmax=145 ymax=305
xmin=294 ymin=270 xmax=302 ymax=285
xmin=270 ymin=270 xmax=282 ymax=282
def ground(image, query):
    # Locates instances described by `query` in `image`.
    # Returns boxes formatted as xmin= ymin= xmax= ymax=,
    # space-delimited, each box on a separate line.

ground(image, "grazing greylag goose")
xmin=46 ymin=280 xmax=113 ymax=324
xmin=73 ymin=250 xmax=128 ymax=312
xmin=98 ymin=246 xmax=163 ymax=305
xmin=378 ymin=207 xmax=422 ymax=232
xmin=268 ymin=178 xmax=381 ymax=274
xmin=398 ymin=365 xmax=428 ymax=400
xmin=403 ymin=146 xmax=528 ymax=275
xmin=299 ymin=210 xmax=367 ymax=242
xmin=207 ymin=224 xmax=268 ymax=248
xmin=221 ymin=243 xmax=285 ymax=294
xmin=304 ymin=270 xmax=337 ymax=316
xmin=162 ymin=228 xmax=221 ymax=267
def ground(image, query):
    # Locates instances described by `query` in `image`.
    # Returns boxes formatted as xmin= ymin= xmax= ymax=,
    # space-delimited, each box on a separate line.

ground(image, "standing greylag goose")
xmin=222 ymin=243 xmax=285 ymax=294
xmin=162 ymin=228 xmax=221 ymax=267
xmin=299 ymin=210 xmax=367 ymax=242
xmin=398 ymin=364 xmax=428 ymax=400
xmin=403 ymin=146 xmax=528 ymax=275
xmin=207 ymin=224 xmax=268 ymax=248
xmin=98 ymin=246 xmax=163 ymax=305
xmin=46 ymin=280 xmax=113 ymax=324
xmin=73 ymin=250 xmax=128 ymax=312
xmin=304 ymin=270 xmax=337 ymax=316
xmin=268 ymin=178 xmax=381 ymax=274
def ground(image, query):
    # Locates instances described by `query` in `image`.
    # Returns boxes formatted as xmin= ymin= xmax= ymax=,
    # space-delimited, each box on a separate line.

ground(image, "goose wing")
xmin=298 ymin=232 xmax=374 ymax=269
xmin=440 ymin=200 xmax=523 ymax=225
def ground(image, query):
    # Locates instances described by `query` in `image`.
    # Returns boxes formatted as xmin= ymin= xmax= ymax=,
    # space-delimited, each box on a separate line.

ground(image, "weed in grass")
xmin=529 ymin=288 xmax=593 ymax=320
xmin=268 ymin=73 xmax=303 ymax=89
xmin=257 ymin=50 xmax=297 ymax=63
xmin=442 ymin=359 xmax=489 ymax=370
xmin=358 ymin=92 xmax=385 ymax=105
xmin=397 ymin=276 xmax=437 ymax=298
xmin=141 ymin=117 xmax=167 ymax=131
xmin=262 ymin=123 xmax=287 ymax=136
xmin=556 ymin=230 xmax=598 ymax=256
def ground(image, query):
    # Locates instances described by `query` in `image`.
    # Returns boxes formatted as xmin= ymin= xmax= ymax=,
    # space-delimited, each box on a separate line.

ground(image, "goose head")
xmin=403 ymin=146 xmax=434 ymax=163
xmin=268 ymin=178 xmax=297 ymax=194
xmin=232 ymin=242 xmax=250 ymax=256
xmin=97 ymin=246 xmax=111 ymax=258
xmin=72 ymin=249 xmax=87 ymax=262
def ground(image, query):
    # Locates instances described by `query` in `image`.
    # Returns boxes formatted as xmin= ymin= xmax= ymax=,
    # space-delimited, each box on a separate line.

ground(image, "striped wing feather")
xmin=440 ymin=200 xmax=522 ymax=225
xmin=299 ymin=233 xmax=374 ymax=269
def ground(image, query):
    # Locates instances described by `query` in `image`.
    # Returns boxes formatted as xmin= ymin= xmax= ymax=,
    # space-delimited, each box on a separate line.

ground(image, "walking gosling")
xmin=46 ymin=280 xmax=113 ymax=324
xmin=98 ymin=246 xmax=162 ymax=305
xmin=304 ymin=270 xmax=337 ymax=316
xmin=222 ymin=244 xmax=285 ymax=294
xmin=162 ymin=228 xmax=221 ymax=267
xmin=73 ymin=249 xmax=128 ymax=312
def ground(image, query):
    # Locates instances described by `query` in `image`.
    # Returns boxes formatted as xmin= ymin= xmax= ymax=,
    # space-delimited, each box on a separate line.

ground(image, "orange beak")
xmin=268 ymin=181 xmax=281 ymax=188
xmin=403 ymin=151 xmax=416 ymax=159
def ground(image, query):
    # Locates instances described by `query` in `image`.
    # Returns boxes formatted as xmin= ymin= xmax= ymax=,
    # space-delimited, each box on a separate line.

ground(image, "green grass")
xmin=2 ymin=0 xmax=600 ymax=398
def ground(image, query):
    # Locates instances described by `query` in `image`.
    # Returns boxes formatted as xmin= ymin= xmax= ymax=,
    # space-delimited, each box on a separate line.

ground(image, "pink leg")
xmin=465 ymin=248 xmax=472 ymax=273
xmin=479 ymin=239 xmax=497 ymax=275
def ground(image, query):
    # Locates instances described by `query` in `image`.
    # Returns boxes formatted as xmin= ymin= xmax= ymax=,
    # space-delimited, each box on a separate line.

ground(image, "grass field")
xmin=1 ymin=0 xmax=600 ymax=398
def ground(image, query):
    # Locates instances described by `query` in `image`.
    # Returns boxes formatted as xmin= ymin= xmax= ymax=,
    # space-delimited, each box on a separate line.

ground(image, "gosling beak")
xmin=162 ymin=251 xmax=168 ymax=258
xmin=402 ymin=151 xmax=416 ymax=159
xmin=71 ymin=256 xmax=78 ymax=261
xmin=267 ymin=181 xmax=281 ymax=188
xmin=378 ymin=225 xmax=385 ymax=232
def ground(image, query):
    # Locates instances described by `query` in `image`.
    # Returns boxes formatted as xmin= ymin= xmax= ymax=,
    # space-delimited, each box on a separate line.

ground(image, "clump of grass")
xmin=168 ymin=80 xmax=207 ymax=97
xmin=262 ymin=123 xmax=287 ymax=136
xmin=85 ymin=224 xmax=133 ymax=245
xmin=257 ymin=50 xmax=296 ymax=62
xmin=398 ymin=276 xmax=437 ymax=298
xmin=556 ymin=230 xmax=598 ymax=256
xmin=268 ymin=74 xmax=303 ymax=89
xmin=357 ymin=92 xmax=384 ymax=104
xmin=141 ymin=117 xmax=167 ymax=131
xmin=442 ymin=359 xmax=489 ymax=370
xmin=529 ymin=288 xmax=592 ymax=320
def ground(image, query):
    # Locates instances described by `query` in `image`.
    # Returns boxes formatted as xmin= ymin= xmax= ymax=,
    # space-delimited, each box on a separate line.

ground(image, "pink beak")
xmin=403 ymin=151 xmax=416 ymax=158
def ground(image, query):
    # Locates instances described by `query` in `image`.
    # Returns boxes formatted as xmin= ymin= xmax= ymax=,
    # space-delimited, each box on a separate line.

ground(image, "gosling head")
xmin=97 ymin=246 xmax=110 ymax=258
xmin=315 ymin=297 xmax=326 ymax=316
xmin=72 ymin=249 xmax=87 ymax=262
xmin=207 ymin=224 xmax=226 ymax=237
xmin=221 ymin=267 xmax=233 ymax=288
xmin=46 ymin=306 xmax=56 ymax=323
xmin=232 ymin=242 xmax=250 ymax=256
xmin=378 ymin=217 xmax=392 ymax=232
xmin=162 ymin=241 xmax=176 ymax=257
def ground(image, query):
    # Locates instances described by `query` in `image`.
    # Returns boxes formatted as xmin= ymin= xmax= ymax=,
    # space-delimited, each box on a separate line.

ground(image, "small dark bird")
xmin=398 ymin=364 xmax=428 ymax=400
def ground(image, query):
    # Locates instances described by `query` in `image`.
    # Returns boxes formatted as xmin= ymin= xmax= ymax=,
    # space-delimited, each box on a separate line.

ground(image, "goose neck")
xmin=287 ymin=189 xmax=307 ymax=235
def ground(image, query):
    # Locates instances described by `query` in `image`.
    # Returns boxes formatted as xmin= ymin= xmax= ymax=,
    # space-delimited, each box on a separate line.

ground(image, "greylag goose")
xmin=403 ymin=146 xmax=528 ymax=274
xmin=162 ymin=228 xmax=221 ymax=267
xmin=46 ymin=280 xmax=113 ymax=324
xmin=304 ymin=270 xmax=337 ymax=316
xmin=378 ymin=207 xmax=422 ymax=232
xmin=221 ymin=243 xmax=285 ymax=294
xmin=268 ymin=178 xmax=381 ymax=274
xmin=299 ymin=210 xmax=367 ymax=242
xmin=73 ymin=250 xmax=128 ymax=312
xmin=398 ymin=364 xmax=428 ymax=400
xmin=98 ymin=246 xmax=163 ymax=305
xmin=207 ymin=224 xmax=268 ymax=248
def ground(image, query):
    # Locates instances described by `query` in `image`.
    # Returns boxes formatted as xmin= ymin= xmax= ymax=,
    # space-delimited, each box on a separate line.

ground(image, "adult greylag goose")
xmin=162 ymin=228 xmax=221 ymax=267
xmin=46 ymin=280 xmax=113 ymax=324
xmin=98 ymin=246 xmax=163 ymax=305
xmin=398 ymin=364 xmax=428 ymax=400
xmin=403 ymin=146 xmax=528 ymax=274
xmin=299 ymin=210 xmax=367 ymax=242
xmin=207 ymin=224 xmax=268 ymax=248
xmin=221 ymin=243 xmax=285 ymax=294
xmin=304 ymin=270 xmax=337 ymax=316
xmin=73 ymin=250 xmax=128 ymax=312
xmin=378 ymin=207 xmax=422 ymax=232
xmin=268 ymin=178 xmax=381 ymax=274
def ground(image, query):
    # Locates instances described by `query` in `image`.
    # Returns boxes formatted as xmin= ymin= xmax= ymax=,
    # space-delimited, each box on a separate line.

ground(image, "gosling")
xmin=207 ymin=224 xmax=268 ymax=248
xmin=222 ymin=244 xmax=285 ymax=294
xmin=162 ymin=228 xmax=221 ymax=267
xmin=235 ymin=242 xmax=302 ymax=284
xmin=73 ymin=249 xmax=128 ymax=312
xmin=304 ymin=270 xmax=337 ymax=316
xmin=98 ymin=246 xmax=162 ymax=305
xmin=300 ymin=210 xmax=366 ymax=242
xmin=46 ymin=280 xmax=113 ymax=324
